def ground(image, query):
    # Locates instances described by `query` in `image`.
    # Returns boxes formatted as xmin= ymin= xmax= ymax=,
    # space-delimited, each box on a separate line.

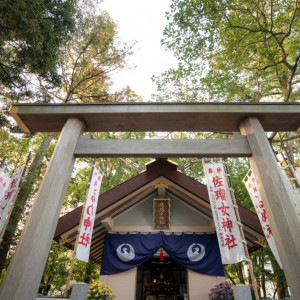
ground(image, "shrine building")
xmin=54 ymin=158 xmax=265 ymax=300
xmin=2 ymin=102 xmax=299 ymax=300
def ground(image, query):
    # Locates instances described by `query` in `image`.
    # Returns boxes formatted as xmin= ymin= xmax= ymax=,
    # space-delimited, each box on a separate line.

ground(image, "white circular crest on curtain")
xmin=116 ymin=243 xmax=135 ymax=262
xmin=187 ymin=243 xmax=205 ymax=261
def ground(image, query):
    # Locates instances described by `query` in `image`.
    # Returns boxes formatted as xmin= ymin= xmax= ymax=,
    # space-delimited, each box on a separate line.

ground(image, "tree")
xmin=0 ymin=133 xmax=53 ymax=274
xmin=0 ymin=0 xmax=78 ymax=97
xmin=47 ymin=12 xmax=133 ymax=103
xmin=0 ymin=5 xmax=136 ymax=280
xmin=154 ymin=0 xmax=300 ymax=103
xmin=155 ymin=1 xmax=300 ymax=292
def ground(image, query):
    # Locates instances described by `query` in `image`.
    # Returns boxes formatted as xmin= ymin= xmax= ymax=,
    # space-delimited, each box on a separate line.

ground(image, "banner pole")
xmin=223 ymin=160 xmax=260 ymax=300
xmin=0 ymin=153 xmax=31 ymax=243
xmin=63 ymin=158 xmax=97 ymax=298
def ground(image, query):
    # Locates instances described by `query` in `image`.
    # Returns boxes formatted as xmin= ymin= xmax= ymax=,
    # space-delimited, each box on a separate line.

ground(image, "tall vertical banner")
xmin=0 ymin=168 xmax=23 ymax=232
xmin=244 ymin=171 xmax=282 ymax=268
xmin=279 ymin=167 xmax=300 ymax=221
xmin=0 ymin=168 xmax=11 ymax=206
xmin=76 ymin=167 xmax=103 ymax=262
xmin=203 ymin=161 xmax=246 ymax=264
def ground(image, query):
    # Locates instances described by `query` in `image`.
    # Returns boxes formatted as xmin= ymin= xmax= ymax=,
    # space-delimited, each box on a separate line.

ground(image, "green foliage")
xmin=56 ymin=12 xmax=132 ymax=103
xmin=154 ymin=0 xmax=300 ymax=102
xmin=39 ymin=241 xmax=100 ymax=296
xmin=226 ymin=158 xmax=254 ymax=210
xmin=0 ymin=0 xmax=139 ymax=288
xmin=0 ymin=0 xmax=78 ymax=94
xmin=88 ymin=281 xmax=116 ymax=300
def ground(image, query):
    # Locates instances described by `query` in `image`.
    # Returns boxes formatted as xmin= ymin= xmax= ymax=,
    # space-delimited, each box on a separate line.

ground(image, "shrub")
xmin=208 ymin=282 xmax=234 ymax=300
xmin=87 ymin=281 xmax=116 ymax=300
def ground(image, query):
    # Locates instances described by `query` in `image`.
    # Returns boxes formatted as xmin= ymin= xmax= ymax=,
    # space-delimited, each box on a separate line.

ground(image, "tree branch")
xmin=280 ymin=0 xmax=298 ymax=44
xmin=272 ymin=134 xmax=300 ymax=143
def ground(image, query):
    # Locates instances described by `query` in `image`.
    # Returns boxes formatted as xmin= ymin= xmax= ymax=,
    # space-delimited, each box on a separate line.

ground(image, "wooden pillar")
xmin=240 ymin=117 xmax=300 ymax=299
xmin=0 ymin=118 xmax=85 ymax=300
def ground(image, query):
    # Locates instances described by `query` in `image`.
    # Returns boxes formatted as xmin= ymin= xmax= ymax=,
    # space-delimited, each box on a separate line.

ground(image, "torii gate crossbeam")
xmin=0 ymin=102 xmax=299 ymax=300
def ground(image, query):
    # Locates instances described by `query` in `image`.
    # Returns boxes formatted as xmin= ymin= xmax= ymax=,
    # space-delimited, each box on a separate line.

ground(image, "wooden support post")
xmin=0 ymin=118 xmax=85 ymax=300
xmin=240 ymin=117 xmax=300 ymax=299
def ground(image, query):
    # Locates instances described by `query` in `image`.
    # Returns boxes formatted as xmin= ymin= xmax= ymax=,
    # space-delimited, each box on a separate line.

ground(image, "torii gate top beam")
xmin=11 ymin=102 xmax=300 ymax=133
xmin=2 ymin=102 xmax=300 ymax=300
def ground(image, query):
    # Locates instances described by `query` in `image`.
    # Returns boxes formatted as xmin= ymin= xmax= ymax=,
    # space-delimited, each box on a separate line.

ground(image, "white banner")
xmin=0 ymin=168 xmax=23 ymax=233
xmin=0 ymin=168 xmax=11 ymax=206
xmin=76 ymin=167 xmax=103 ymax=262
xmin=203 ymin=161 xmax=246 ymax=264
xmin=279 ymin=167 xmax=300 ymax=221
xmin=244 ymin=171 xmax=282 ymax=268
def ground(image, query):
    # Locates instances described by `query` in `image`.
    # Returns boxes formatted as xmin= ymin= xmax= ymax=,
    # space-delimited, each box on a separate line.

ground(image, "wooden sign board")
xmin=153 ymin=198 xmax=170 ymax=229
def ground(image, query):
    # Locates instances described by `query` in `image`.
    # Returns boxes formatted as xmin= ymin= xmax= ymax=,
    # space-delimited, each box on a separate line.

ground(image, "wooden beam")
xmin=240 ymin=117 xmax=300 ymax=300
xmin=11 ymin=102 xmax=300 ymax=133
xmin=0 ymin=118 xmax=85 ymax=300
xmin=75 ymin=135 xmax=252 ymax=157
xmin=102 ymin=217 xmax=114 ymax=231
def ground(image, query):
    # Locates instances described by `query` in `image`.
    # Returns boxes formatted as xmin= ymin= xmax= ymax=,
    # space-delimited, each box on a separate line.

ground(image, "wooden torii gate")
xmin=0 ymin=102 xmax=299 ymax=300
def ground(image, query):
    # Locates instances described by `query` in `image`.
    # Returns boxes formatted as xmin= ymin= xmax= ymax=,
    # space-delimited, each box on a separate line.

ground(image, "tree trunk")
xmin=0 ymin=135 xmax=53 ymax=275
xmin=261 ymin=251 xmax=266 ymax=299
xmin=237 ymin=262 xmax=245 ymax=284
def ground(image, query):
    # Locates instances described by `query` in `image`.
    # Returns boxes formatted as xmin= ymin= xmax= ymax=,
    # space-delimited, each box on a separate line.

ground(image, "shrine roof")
xmin=54 ymin=159 xmax=265 ymax=265
xmin=11 ymin=102 xmax=300 ymax=133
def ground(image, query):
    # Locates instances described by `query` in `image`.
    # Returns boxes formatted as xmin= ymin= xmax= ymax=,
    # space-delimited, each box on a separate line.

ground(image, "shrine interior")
xmin=136 ymin=255 xmax=187 ymax=300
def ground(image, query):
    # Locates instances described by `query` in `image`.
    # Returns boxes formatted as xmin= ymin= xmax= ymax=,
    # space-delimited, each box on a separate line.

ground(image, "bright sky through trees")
xmin=100 ymin=0 xmax=178 ymax=101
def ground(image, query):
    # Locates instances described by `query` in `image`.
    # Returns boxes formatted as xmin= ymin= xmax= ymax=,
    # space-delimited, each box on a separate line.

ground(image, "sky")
xmin=99 ymin=0 xmax=178 ymax=101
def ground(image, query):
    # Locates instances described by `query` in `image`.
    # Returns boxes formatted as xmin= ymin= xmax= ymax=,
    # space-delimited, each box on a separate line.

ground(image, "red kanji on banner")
xmin=224 ymin=234 xmax=238 ymax=249
xmin=212 ymin=176 xmax=224 ymax=188
xmin=83 ymin=216 xmax=92 ymax=231
xmin=215 ymin=189 xmax=226 ymax=201
xmin=222 ymin=218 xmax=233 ymax=233
xmin=266 ymin=224 xmax=272 ymax=235
xmin=86 ymin=204 xmax=94 ymax=216
xmin=218 ymin=202 xmax=230 ymax=216
xmin=9 ymin=179 xmax=17 ymax=190
xmin=261 ymin=209 xmax=267 ymax=223
xmin=4 ymin=190 xmax=13 ymax=201
xmin=78 ymin=233 xmax=90 ymax=248
xmin=91 ymin=189 xmax=96 ymax=203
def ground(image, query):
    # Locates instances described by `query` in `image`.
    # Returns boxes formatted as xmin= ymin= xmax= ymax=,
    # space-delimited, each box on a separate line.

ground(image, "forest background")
xmin=0 ymin=0 xmax=299 ymax=298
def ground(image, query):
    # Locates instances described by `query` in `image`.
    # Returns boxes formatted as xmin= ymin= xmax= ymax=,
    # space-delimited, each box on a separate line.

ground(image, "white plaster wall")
xmin=187 ymin=269 xmax=225 ymax=300
xmin=114 ymin=193 xmax=211 ymax=227
xmin=100 ymin=267 xmax=137 ymax=300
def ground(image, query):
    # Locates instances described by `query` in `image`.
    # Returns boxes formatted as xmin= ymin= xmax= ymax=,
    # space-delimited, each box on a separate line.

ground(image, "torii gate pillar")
xmin=240 ymin=117 xmax=300 ymax=299
xmin=1 ymin=102 xmax=299 ymax=299
xmin=0 ymin=118 xmax=85 ymax=300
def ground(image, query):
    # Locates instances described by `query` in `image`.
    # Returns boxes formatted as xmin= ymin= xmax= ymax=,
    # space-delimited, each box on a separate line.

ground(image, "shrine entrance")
xmin=136 ymin=257 xmax=187 ymax=300
xmin=1 ymin=102 xmax=299 ymax=300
